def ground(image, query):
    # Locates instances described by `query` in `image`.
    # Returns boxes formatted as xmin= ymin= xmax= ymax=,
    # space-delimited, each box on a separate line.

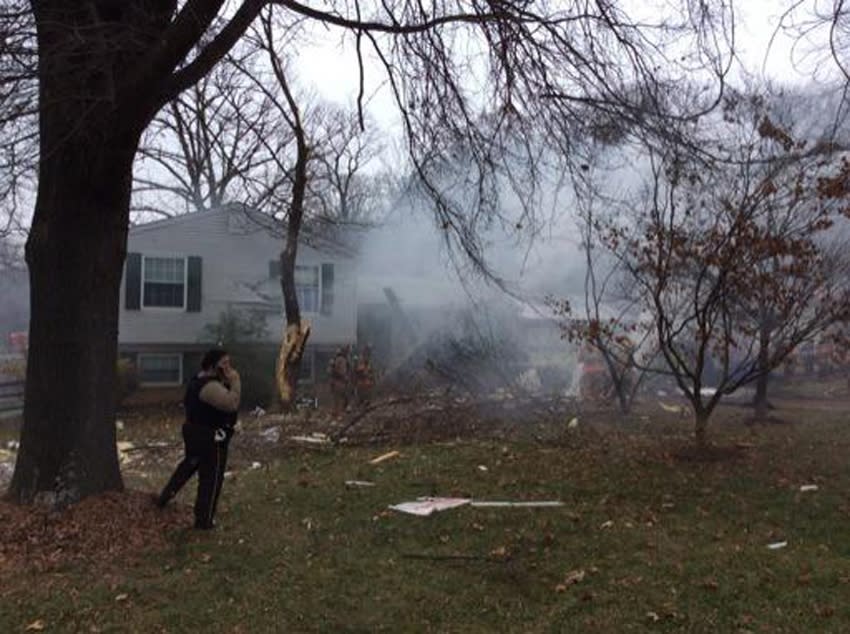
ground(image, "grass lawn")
xmin=2 ymin=401 xmax=850 ymax=632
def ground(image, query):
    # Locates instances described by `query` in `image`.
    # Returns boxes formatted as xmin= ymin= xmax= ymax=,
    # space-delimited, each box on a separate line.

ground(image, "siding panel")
xmin=119 ymin=208 xmax=356 ymax=347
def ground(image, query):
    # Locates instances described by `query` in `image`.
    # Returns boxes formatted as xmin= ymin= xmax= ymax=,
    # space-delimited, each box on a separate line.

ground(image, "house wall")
xmin=119 ymin=207 xmax=356 ymax=345
xmin=118 ymin=207 xmax=357 ymax=384
xmin=0 ymin=268 xmax=29 ymax=352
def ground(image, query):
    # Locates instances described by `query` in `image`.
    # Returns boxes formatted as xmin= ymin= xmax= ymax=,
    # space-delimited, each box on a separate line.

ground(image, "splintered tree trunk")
xmin=276 ymin=103 xmax=310 ymax=410
xmin=276 ymin=241 xmax=310 ymax=409
xmin=9 ymin=132 xmax=139 ymax=505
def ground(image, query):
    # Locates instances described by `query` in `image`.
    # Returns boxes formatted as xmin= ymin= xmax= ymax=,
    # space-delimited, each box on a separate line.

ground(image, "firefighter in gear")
xmin=157 ymin=349 xmax=240 ymax=530
xmin=353 ymin=345 xmax=375 ymax=407
xmin=329 ymin=345 xmax=351 ymax=416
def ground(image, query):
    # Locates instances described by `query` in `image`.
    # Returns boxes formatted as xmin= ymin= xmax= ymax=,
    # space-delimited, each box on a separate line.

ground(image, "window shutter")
xmin=187 ymin=256 xmax=202 ymax=312
xmin=321 ymin=263 xmax=334 ymax=316
xmin=125 ymin=253 xmax=142 ymax=310
xmin=269 ymin=259 xmax=281 ymax=279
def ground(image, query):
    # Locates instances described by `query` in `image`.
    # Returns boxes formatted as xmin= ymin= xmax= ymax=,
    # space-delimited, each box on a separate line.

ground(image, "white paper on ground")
xmin=389 ymin=497 xmax=471 ymax=516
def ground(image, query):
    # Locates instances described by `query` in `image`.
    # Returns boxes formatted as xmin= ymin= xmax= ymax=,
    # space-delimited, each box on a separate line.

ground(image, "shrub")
xmin=229 ymin=346 xmax=278 ymax=410
xmin=116 ymin=358 xmax=139 ymax=404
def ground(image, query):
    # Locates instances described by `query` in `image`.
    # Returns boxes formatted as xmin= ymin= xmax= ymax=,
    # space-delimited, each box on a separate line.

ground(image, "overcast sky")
xmin=293 ymin=1 xmax=838 ymax=122
xmin=295 ymin=1 xmax=846 ymax=301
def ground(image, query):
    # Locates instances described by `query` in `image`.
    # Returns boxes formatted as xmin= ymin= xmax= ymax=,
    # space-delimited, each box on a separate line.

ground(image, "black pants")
xmin=159 ymin=423 xmax=231 ymax=528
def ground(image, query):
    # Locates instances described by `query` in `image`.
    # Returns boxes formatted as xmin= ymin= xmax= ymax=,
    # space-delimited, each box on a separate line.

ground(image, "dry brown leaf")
xmin=563 ymin=569 xmax=586 ymax=586
xmin=25 ymin=620 xmax=46 ymax=631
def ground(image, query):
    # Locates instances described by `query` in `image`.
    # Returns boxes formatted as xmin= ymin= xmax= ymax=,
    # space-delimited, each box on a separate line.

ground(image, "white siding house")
xmin=118 ymin=206 xmax=356 ymax=386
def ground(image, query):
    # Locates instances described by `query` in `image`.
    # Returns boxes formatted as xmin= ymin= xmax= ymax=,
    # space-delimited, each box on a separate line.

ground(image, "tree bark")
xmin=752 ymin=319 xmax=772 ymax=422
xmin=276 ymin=82 xmax=311 ymax=410
xmin=694 ymin=408 xmax=709 ymax=448
xmin=9 ymin=128 xmax=140 ymax=505
xmin=7 ymin=1 xmax=264 ymax=505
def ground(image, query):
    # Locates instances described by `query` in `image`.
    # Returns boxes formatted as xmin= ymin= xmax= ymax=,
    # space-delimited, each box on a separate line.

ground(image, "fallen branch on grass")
xmin=330 ymin=394 xmax=437 ymax=442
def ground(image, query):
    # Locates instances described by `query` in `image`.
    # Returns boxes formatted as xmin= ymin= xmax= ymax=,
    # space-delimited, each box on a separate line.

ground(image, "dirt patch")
xmin=0 ymin=490 xmax=189 ymax=585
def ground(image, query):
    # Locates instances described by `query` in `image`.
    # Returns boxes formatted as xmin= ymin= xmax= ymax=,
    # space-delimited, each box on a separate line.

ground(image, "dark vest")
xmin=184 ymin=375 xmax=233 ymax=429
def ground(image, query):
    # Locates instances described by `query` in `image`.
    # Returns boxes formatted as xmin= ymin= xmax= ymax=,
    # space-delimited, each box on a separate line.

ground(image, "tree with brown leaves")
xmin=594 ymin=98 xmax=850 ymax=445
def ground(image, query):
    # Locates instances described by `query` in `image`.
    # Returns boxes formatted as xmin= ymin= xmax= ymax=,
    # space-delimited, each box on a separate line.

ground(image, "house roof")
xmin=129 ymin=204 xmax=358 ymax=259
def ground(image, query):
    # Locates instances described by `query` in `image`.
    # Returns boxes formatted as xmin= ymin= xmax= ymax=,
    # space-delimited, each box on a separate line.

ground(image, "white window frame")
xmin=295 ymin=264 xmax=321 ymax=315
xmin=141 ymin=254 xmax=188 ymax=311
xmin=137 ymin=353 xmax=183 ymax=386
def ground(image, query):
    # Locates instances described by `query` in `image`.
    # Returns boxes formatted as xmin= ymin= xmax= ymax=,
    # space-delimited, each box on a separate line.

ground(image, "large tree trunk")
xmin=7 ymin=2 xmax=156 ymax=505
xmin=7 ymin=1 xmax=261 ymax=505
xmin=9 ymin=132 xmax=139 ymax=505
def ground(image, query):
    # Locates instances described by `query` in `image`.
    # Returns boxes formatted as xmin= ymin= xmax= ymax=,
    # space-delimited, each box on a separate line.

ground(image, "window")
xmin=295 ymin=265 xmax=320 ymax=313
xmin=142 ymin=256 xmax=186 ymax=308
xmin=138 ymin=353 xmax=182 ymax=385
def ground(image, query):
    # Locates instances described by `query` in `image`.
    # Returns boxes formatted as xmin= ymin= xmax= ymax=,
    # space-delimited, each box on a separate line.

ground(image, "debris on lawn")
xmin=477 ymin=465 xmax=489 ymax=472
xmin=659 ymin=402 xmax=684 ymax=414
xmin=468 ymin=500 xmax=564 ymax=508
xmin=251 ymin=406 xmax=267 ymax=418
xmin=259 ymin=426 xmax=281 ymax=443
xmin=345 ymin=480 xmax=376 ymax=488
xmin=369 ymin=450 xmax=401 ymax=465
xmin=389 ymin=497 xmax=471 ymax=516
xmin=567 ymin=416 xmax=579 ymax=429
xmin=289 ymin=432 xmax=330 ymax=445
xmin=250 ymin=461 xmax=262 ymax=470
xmin=799 ymin=484 xmax=819 ymax=492
xmin=561 ymin=568 xmax=587 ymax=587
xmin=116 ymin=441 xmax=135 ymax=464
xmin=389 ymin=496 xmax=565 ymax=515
xmin=25 ymin=619 xmax=46 ymax=631
xmin=767 ymin=541 xmax=788 ymax=550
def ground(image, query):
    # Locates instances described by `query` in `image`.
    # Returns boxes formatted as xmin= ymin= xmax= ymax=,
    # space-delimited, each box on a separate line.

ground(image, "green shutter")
xmin=321 ymin=263 xmax=334 ymax=316
xmin=125 ymin=253 xmax=141 ymax=310
xmin=187 ymin=256 xmax=202 ymax=312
